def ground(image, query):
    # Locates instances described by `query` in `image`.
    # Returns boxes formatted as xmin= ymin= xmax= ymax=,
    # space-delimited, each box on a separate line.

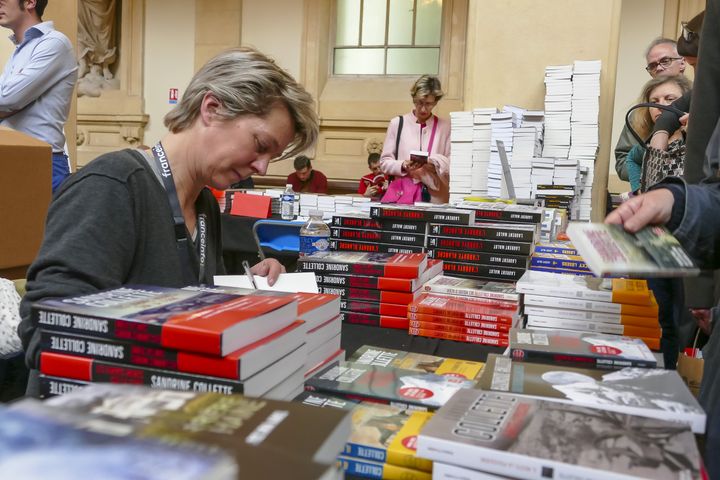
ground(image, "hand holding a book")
xmin=250 ymin=258 xmax=286 ymax=286
xmin=605 ymin=188 xmax=675 ymax=233
xmin=690 ymin=308 xmax=714 ymax=335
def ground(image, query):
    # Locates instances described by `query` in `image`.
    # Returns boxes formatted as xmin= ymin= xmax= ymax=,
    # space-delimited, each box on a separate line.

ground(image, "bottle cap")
xmin=309 ymin=209 xmax=323 ymax=217
xmin=286 ymin=184 xmax=292 ymax=188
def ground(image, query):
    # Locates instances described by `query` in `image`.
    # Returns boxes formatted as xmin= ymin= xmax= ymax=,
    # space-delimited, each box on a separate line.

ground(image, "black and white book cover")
xmin=417 ymin=389 xmax=701 ymax=480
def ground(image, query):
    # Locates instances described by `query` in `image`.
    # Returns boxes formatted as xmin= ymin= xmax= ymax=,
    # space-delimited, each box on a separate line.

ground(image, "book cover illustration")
xmin=305 ymin=361 xmax=475 ymax=411
xmin=567 ymin=223 xmax=699 ymax=277
xmin=349 ymin=345 xmax=485 ymax=381
xmin=421 ymin=275 xmax=520 ymax=302
xmin=509 ymin=328 xmax=657 ymax=369
xmin=417 ymin=390 xmax=701 ymax=480
xmin=0 ymin=405 xmax=237 ymax=480
xmin=478 ymin=354 xmax=705 ymax=433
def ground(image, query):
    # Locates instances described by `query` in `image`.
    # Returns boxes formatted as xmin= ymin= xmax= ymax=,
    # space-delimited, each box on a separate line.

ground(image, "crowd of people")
xmin=0 ymin=0 xmax=718 ymax=476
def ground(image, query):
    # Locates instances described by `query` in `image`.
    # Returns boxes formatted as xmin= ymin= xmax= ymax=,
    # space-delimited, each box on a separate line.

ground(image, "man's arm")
xmin=0 ymin=37 xmax=76 ymax=112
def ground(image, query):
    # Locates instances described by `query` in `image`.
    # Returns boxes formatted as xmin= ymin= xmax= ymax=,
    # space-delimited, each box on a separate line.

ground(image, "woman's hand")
xmin=604 ymin=188 xmax=675 ymax=233
xmin=363 ymin=185 xmax=379 ymax=197
xmin=250 ymin=258 xmax=286 ymax=286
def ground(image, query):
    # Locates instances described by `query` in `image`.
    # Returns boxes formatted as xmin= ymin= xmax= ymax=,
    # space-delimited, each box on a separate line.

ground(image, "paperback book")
xmin=429 ymin=223 xmax=537 ymax=244
xmin=38 ymin=374 xmax=88 ymax=398
xmin=329 ymin=239 xmax=425 ymax=254
xmin=304 ymin=361 xmax=475 ymax=411
xmin=319 ymin=286 xmax=421 ymax=305
xmin=421 ymin=275 xmax=520 ymax=302
xmin=339 ymin=311 xmax=409 ymax=329
xmin=477 ymin=354 xmax=705 ymax=433
xmin=408 ymin=327 xmax=508 ymax=347
xmin=32 ymin=285 xmax=297 ymax=356
xmin=331 ymin=215 xmax=427 ymax=234
xmin=370 ymin=206 xmax=475 ymax=225
xmin=441 ymin=261 xmax=526 ymax=282
xmin=509 ymin=328 xmax=657 ymax=369
xmin=417 ymin=389 xmax=701 ymax=480
xmin=407 ymin=313 xmax=516 ymax=332
xmin=315 ymin=260 xmax=443 ymax=293
xmin=525 ymin=315 xmax=661 ymax=339
xmin=427 ymin=236 xmax=533 ymax=256
xmin=567 ymin=223 xmax=699 ymax=277
xmin=338 ymin=456 xmax=431 ymax=480
xmin=428 ymin=248 xmax=528 ymax=268
xmin=339 ymin=299 xmax=408 ymax=317
xmin=348 ymin=345 xmax=485 ymax=380
xmin=409 ymin=294 xmax=518 ymax=322
xmin=533 ymin=242 xmax=578 ymax=255
xmin=298 ymin=251 xmax=429 ymax=279
xmin=30 ymin=384 xmax=351 ymax=479
xmin=515 ymin=270 xmax=654 ymax=305
xmin=452 ymin=201 xmax=544 ymax=224
xmin=521 ymin=293 xmax=658 ymax=317
xmin=330 ymin=228 xmax=426 ymax=247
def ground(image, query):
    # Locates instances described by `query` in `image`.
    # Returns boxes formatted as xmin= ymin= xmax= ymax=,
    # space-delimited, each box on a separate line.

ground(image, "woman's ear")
xmin=199 ymin=92 xmax=222 ymax=125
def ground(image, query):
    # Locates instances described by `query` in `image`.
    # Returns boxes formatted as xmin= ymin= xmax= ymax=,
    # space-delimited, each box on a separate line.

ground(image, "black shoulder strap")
xmin=395 ymin=115 xmax=404 ymax=158
xmin=624 ymin=102 xmax=687 ymax=144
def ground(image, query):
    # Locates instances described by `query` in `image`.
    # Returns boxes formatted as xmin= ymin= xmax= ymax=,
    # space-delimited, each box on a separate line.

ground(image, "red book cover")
xmin=408 ymin=294 xmax=517 ymax=322
xmin=408 ymin=327 xmax=509 ymax=347
xmin=338 ymin=311 xmax=407 ymax=329
xmin=408 ymin=319 xmax=509 ymax=339
xmin=288 ymin=292 xmax=340 ymax=330
xmin=320 ymin=286 xmax=422 ymax=305
xmin=339 ymin=300 xmax=407 ymax=317
xmin=317 ymin=260 xmax=442 ymax=293
xmin=330 ymin=239 xmax=424 ymax=255
xmin=407 ymin=312 xmax=513 ymax=331
xmin=229 ymin=192 xmax=271 ymax=218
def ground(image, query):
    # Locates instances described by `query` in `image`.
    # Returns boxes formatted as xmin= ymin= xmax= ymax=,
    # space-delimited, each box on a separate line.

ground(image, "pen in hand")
xmin=242 ymin=260 xmax=258 ymax=289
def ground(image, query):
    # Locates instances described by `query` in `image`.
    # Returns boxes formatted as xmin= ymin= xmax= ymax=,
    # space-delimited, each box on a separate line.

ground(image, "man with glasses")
xmin=614 ymin=38 xmax=687 ymax=181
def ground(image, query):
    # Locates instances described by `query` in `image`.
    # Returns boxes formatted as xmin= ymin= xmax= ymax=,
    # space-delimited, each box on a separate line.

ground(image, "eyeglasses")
xmin=681 ymin=21 xmax=697 ymax=42
xmin=413 ymin=99 xmax=437 ymax=110
xmin=645 ymin=56 xmax=683 ymax=73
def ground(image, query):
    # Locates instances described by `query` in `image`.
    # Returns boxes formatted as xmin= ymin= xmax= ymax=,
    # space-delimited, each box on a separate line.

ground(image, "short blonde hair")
xmin=630 ymin=75 xmax=692 ymax=140
xmin=410 ymin=75 xmax=444 ymax=101
xmin=164 ymin=47 xmax=318 ymax=159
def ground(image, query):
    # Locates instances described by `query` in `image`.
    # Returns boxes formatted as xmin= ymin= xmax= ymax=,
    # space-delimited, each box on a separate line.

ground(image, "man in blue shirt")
xmin=0 ymin=0 xmax=78 ymax=192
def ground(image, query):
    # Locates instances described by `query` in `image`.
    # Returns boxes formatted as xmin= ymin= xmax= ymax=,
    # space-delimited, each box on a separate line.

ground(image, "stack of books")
xmin=297 ymin=251 xmax=441 ymax=330
xmin=329 ymin=213 xmax=428 ymax=255
xmin=529 ymin=240 xmax=592 ymax=275
xmin=406 ymin=292 xmax=520 ymax=347
xmin=516 ymin=271 xmax=661 ymax=350
xmin=488 ymin=111 xmax=514 ymax=197
xmin=417 ymin=388 xmax=703 ymax=480
xmin=570 ymin=60 xmax=602 ymax=221
xmin=33 ymin=286 xmax=329 ymax=400
xmin=542 ymin=64 xmax=573 ymax=159
xmin=478 ymin=353 xmax=706 ymax=433
xmin=22 ymin=383 xmax=352 ymax=480
xmin=449 ymin=110 xmax=474 ymax=201
xmin=472 ymin=108 xmax=495 ymax=197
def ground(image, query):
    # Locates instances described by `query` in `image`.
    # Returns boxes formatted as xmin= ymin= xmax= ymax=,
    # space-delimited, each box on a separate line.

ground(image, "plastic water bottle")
xmin=299 ymin=210 xmax=330 ymax=257
xmin=281 ymin=184 xmax=295 ymax=220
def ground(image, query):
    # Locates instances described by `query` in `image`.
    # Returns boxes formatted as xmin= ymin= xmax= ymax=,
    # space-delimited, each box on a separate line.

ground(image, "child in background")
xmin=358 ymin=153 xmax=388 ymax=198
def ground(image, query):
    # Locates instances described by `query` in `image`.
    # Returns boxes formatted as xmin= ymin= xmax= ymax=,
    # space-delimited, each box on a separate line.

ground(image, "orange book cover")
xmin=621 ymin=324 xmax=662 ymax=339
xmin=408 ymin=319 xmax=509 ymax=339
xmin=229 ymin=192 xmax=271 ymax=218
xmin=610 ymin=278 xmax=653 ymax=305
xmin=406 ymin=312 xmax=513 ymax=331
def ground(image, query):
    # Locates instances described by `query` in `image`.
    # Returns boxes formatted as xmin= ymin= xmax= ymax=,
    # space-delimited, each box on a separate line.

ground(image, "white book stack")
xmin=471 ymin=108 xmax=494 ymax=197
xmin=530 ymin=157 xmax=555 ymax=196
xmin=450 ymin=111 xmax=475 ymax=201
xmin=299 ymin=193 xmax=318 ymax=217
xmin=542 ymin=64 xmax=573 ymax=159
xmin=317 ymin=196 xmax=337 ymax=216
xmin=332 ymin=196 xmax=353 ymax=215
xmin=489 ymin=111 xmax=514 ymax=198
xmin=570 ymin=60 xmax=601 ymax=221
xmin=522 ymin=110 xmax=545 ymax=156
xmin=503 ymin=106 xmax=532 ymax=199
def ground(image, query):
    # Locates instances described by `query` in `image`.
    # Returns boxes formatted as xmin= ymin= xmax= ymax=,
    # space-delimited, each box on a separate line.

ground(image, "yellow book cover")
xmin=386 ymin=411 xmax=434 ymax=472
xmin=610 ymin=278 xmax=653 ymax=305
xmin=338 ymin=455 xmax=433 ymax=480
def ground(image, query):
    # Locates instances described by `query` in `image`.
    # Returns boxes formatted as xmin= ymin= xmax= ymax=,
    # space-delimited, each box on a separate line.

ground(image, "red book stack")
xmin=32 ymin=285 xmax=338 ymax=400
xmin=297 ymin=251 xmax=443 ymax=330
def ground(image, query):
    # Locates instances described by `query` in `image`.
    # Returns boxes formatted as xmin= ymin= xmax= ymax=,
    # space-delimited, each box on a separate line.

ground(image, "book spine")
xmin=339 ymin=456 xmax=432 ymax=480
xmin=429 ymin=224 xmax=535 ymax=243
xmin=370 ymin=207 xmax=473 ymax=225
xmin=533 ymin=245 xmax=578 ymax=255
xmin=508 ymin=348 xmax=656 ymax=369
xmin=40 ymin=351 xmax=246 ymax=394
xmin=527 ymin=265 xmax=592 ymax=276
xmin=408 ymin=320 xmax=509 ymax=338
xmin=38 ymin=374 xmax=89 ymax=398
xmin=427 ymin=236 xmax=532 ymax=255
xmin=525 ymin=315 xmax=661 ymax=338
xmin=34 ymin=307 xmax=164 ymax=346
xmin=408 ymin=307 xmax=514 ymax=324
xmin=470 ymin=209 xmax=543 ymax=224
xmin=339 ymin=311 xmax=381 ymax=326
xmin=332 ymin=216 xmax=383 ymax=230
xmin=522 ymin=306 xmax=657 ymax=327
xmin=407 ymin=313 xmax=513 ymax=331
xmin=330 ymin=239 xmax=424 ymax=254
xmin=381 ymin=220 xmax=427 ymax=234
xmin=320 ymin=286 xmax=381 ymax=302
xmin=408 ymin=327 xmax=508 ymax=347
xmin=379 ymin=303 xmax=409 ymax=317
xmin=342 ymin=443 xmax=388 ymax=464
xmin=530 ymin=256 xmax=590 ymax=271
xmin=379 ymin=315 xmax=409 ymax=330
xmin=317 ymin=274 xmax=416 ymax=292
xmin=422 ymin=285 xmax=519 ymax=303
xmin=340 ymin=299 xmax=381 ymax=315
xmin=428 ymin=248 xmax=528 ymax=268
xmin=331 ymin=228 xmax=426 ymax=247
xmin=442 ymin=261 xmax=526 ymax=281
xmin=298 ymin=260 xmax=386 ymax=277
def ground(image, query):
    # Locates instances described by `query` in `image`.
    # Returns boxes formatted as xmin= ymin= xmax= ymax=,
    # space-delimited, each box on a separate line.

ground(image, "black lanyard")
xmin=151 ymin=142 xmax=207 ymax=285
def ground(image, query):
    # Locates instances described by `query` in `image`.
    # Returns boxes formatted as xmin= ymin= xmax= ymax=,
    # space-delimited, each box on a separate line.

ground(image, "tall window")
xmin=333 ymin=0 xmax=443 ymax=75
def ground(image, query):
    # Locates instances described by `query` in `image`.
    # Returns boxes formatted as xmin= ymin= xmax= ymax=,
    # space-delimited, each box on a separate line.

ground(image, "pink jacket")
xmin=380 ymin=112 xmax=451 ymax=204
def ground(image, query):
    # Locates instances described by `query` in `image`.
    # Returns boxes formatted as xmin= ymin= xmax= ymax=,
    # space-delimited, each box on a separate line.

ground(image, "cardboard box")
xmin=0 ymin=127 xmax=52 ymax=278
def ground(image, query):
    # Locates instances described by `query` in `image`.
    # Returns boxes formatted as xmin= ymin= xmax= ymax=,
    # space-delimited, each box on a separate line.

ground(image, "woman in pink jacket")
xmin=380 ymin=75 xmax=451 ymax=204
